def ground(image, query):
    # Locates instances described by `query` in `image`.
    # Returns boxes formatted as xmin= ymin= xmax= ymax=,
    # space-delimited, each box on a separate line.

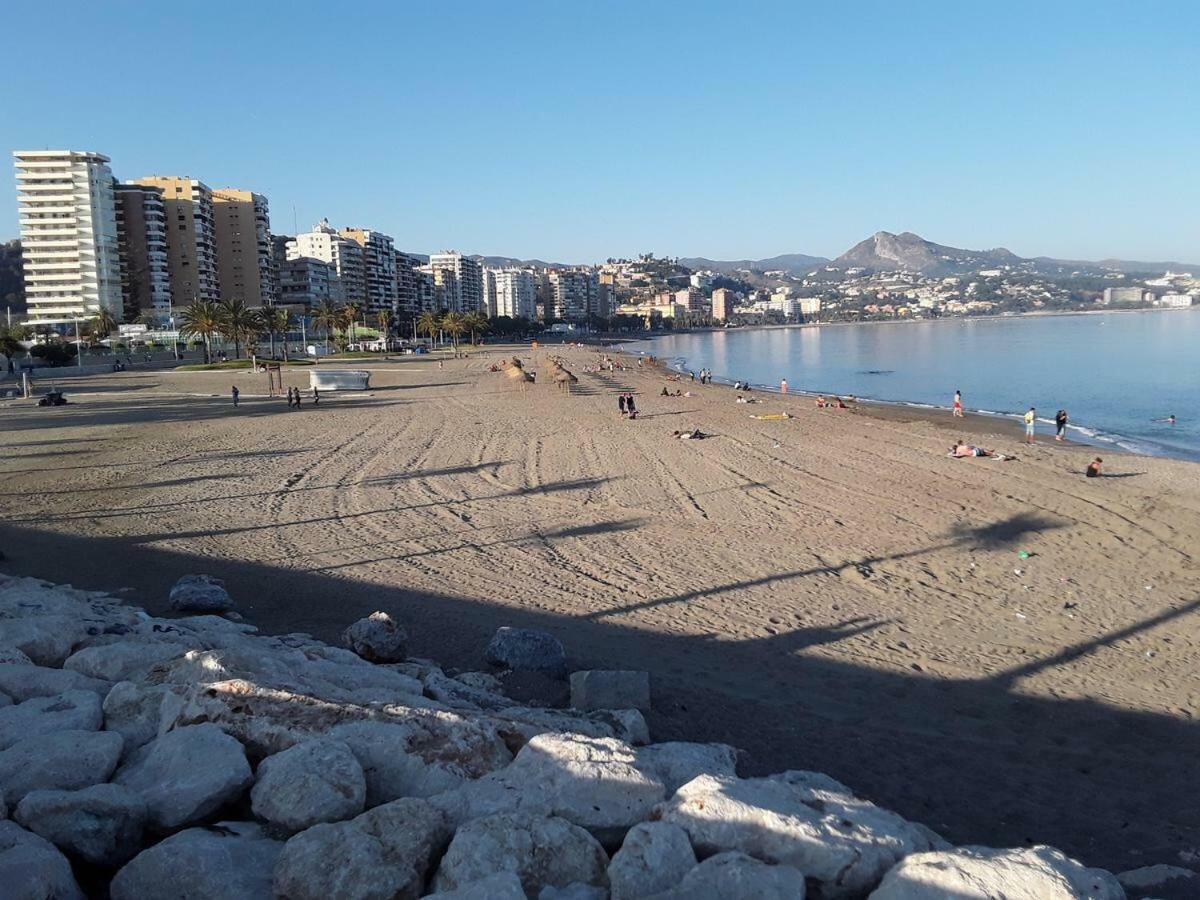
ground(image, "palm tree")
xmin=462 ymin=311 xmax=489 ymax=346
xmin=93 ymin=307 xmax=118 ymax=341
xmin=217 ymin=299 xmax=260 ymax=359
xmin=178 ymin=300 xmax=223 ymax=364
xmin=312 ymin=300 xmax=343 ymax=356
xmin=416 ymin=311 xmax=442 ymax=347
xmin=441 ymin=311 xmax=466 ymax=356
xmin=340 ymin=304 xmax=360 ymax=350
xmin=377 ymin=309 xmax=392 ymax=348
xmin=259 ymin=306 xmax=291 ymax=361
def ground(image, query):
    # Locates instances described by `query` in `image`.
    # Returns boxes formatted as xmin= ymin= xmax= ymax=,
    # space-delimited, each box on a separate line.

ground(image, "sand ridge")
xmin=1 ymin=346 xmax=1199 ymax=871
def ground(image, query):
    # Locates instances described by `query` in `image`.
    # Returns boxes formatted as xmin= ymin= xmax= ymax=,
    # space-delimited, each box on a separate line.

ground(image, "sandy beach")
xmin=1 ymin=347 xmax=1199 ymax=872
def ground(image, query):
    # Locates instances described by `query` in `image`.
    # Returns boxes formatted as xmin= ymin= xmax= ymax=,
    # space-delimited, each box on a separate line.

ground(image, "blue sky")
xmin=2 ymin=0 xmax=1197 ymax=263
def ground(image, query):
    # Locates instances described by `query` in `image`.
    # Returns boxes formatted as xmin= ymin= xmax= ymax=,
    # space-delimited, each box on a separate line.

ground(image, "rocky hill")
xmin=0 ymin=572 xmax=1188 ymax=899
xmin=678 ymin=253 xmax=830 ymax=276
xmin=833 ymin=232 xmax=1022 ymax=275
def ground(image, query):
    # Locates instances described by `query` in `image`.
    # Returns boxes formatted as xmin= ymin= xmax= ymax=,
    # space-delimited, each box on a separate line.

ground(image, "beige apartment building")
xmin=129 ymin=176 xmax=219 ymax=304
xmin=212 ymin=189 xmax=276 ymax=306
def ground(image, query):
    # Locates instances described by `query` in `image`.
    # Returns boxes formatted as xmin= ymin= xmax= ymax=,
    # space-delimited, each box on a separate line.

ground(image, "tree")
xmin=377 ymin=309 xmax=392 ymax=345
xmin=259 ymin=306 xmax=291 ymax=361
xmin=441 ymin=311 xmax=466 ymax=356
xmin=312 ymin=300 xmax=342 ymax=356
xmin=462 ymin=311 xmax=489 ymax=346
xmin=178 ymin=300 xmax=223 ymax=363
xmin=93 ymin=307 xmax=118 ymax=341
xmin=415 ymin=311 xmax=441 ymax=346
xmin=217 ymin=299 xmax=260 ymax=359
xmin=340 ymin=304 xmax=360 ymax=349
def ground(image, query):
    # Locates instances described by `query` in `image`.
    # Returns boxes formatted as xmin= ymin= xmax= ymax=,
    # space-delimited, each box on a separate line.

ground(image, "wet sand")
xmin=2 ymin=347 xmax=1199 ymax=871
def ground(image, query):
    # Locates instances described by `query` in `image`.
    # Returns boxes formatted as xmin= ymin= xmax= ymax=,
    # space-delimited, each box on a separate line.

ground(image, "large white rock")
xmin=251 ymin=738 xmax=366 ymax=832
xmin=432 ymin=733 xmax=666 ymax=844
xmin=495 ymin=705 xmax=650 ymax=746
xmin=168 ymin=574 xmax=234 ymax=613
xmin=633 ymin=742 xmax=738 ymax=795
xmin=0 ymin=820 xmax=84 ymax=900
xmin=102 ymin=681 xmax=174 ymax=754
xmin=428 ymin=871 xmax=526 ymax=899
xmin=343 ymin=611 xmax=409 ymax=663
xmin=1118 ymin=863 xmax=1199 ymax=899
xmin=570 ymin=670 xmax=651 ymax=713
xmin=0 ymin=616 xmax=85 ymax=667
xmin=646 ymin=851 xmax=807 ymax=899
xmin=433 ymin=813 xmax=610 ymax=897
xmin=657 ymin=771 xmax=943 ymax=898
xmin=869 ymin=845 xmax=1124 ymax=900
xmin=423 ymin=671 xmax=512 ymax=712
xmin=14 ymin=784 xmax=147 ymax=865
xmin=113 ymin=723 xmax=252 ymax=831
xmin=110 ymin=821 xmax=282 ymax=900
xmin=63 ymin=641 xmax=188 ymax=682
xmin=0 ymin=689 xmax=103 ymax=750
xmin=0 ymin=729 xmax=123 ymax=804
xmin=272 ymin=797 xmax=450 ymax=900
xmin=608 ymin=822 xmax=697 ymax=900
xmin=0 ymin=664 xmax=111 ymax=702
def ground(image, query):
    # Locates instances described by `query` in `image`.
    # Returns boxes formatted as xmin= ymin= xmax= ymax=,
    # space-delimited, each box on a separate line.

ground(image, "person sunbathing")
xmin=951 ymin=440 xmax=1004 ymax=459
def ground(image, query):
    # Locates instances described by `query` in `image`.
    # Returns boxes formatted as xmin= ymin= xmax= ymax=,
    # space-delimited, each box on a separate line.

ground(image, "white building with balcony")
xmin=491 ymin=268 xmax=537 ymax=319
xmin=13 ymin=149 xmax=123 ymax=323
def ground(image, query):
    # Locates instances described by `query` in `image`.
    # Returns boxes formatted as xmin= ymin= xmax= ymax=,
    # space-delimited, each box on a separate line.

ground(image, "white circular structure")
xmin=309 ymin=369 xmax=370 ymax=391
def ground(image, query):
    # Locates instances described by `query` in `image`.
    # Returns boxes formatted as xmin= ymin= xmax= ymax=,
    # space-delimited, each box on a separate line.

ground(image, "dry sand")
xmin=2 ymin=347 xmax=1199 ymax=872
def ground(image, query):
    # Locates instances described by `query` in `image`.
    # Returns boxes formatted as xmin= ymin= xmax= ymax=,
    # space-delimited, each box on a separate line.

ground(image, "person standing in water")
xmin=1024 ymin=406 xmax=1036 ymax=443
xmin=780 ymin=378 xmax=788 ymax=394
xmin=953 ymin=390 xmax=963 ymax=417
xmin=1055 ymin=409 xmax=1068 ymax=441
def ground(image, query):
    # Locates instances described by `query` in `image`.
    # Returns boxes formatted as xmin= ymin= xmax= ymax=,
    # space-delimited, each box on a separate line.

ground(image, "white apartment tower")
xmin=481 ymin=267 xmax=497 ymax=317
xmin=491 ymin=268 xmax=537 ymax=319
xmin=428 ymin=251 xmax=483 ymax=313
xmin=13 ymin=150 xmax=123 ymax=323
xmin=287 ymin=220 xmax=366 ymax=305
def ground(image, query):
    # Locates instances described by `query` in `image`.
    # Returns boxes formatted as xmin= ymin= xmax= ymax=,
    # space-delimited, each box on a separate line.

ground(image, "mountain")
xmin=679 ymin=253 xmax=829 ymax=275
xmin=834 ymin=231 xmax=1021 ymax=275
xmin=1031 ymin=256 xmax=1200 ymax=274
xmin=470 ymin=255 xmax=570 ymax=269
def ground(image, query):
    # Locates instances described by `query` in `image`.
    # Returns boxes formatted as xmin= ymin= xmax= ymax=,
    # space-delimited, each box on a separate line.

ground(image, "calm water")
xmin=629 ymin=312 xmax=1200 ymax=461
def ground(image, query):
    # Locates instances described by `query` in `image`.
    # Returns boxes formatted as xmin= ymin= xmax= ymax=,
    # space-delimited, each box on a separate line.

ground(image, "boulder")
xmin=110 ymin=821 xmax=282 ymax=900
xmin=428 ymin=871 xmax=526 ymax=899
xmin=869 ymin=845 xmax=1124 ymax=900
xmin=646 ymin=852 xmax=807 ymax=900
xmin=433 ymin=813 xmax=609 ymax=897
xmin=167 ymin=574 xmax=233 ymax=613
xmin=0 ymin=820 xmax=84 ymax=900
xmin=570 ymin=670 xmax=651 ymax=713
xmin=0 ymin=664 xmax=111 ymax=702
xmin=343 ymin=611 xmax=409 ymax=663
xmin=0 ymin=647 xmax=33 ymax=665
xmin=63 ymin=641 xmax=187 ymax=683
xmin=1118 ymin=864 xmax=1199 ymax=899
xmin=424 ymin=672 xmax=512 ymax=712
xmin=0 ymin=729 xmax=123 ymax=804
xmin=633 ymin=742 xmax=738 ymax=795
xmin=540 ymin=884 xmax=609 ymax=900
xmin=495 ymin=706 xmax=649 ymax=747
xmin=0 ymin=616 xmax=85 ymax=667
xmin=432 ymin=733 xmax=666 ymax=844
xmin=251 ymin=738 xmax=366 ymax=832
xmin=0 ymin=689 xmax=103 ymax=751
xmin=273 ymin=797 xmax=450 ymax=900
xmin=102 ymin=681 xmax=174 ymax=754
xmin=113 ymin=723 xmax=252 ymax=831
xmin=14 ymin=784 xmax=147 ymax=866
xmin=656 ymin=771 xmax=942 ymax=898
xmin=486 ymin=627 xmax=567 ymax=677
xmin=455 ymin=671 xmax=504 ymax=693
xmin=608 ymin=822 xmax=696 ymax=900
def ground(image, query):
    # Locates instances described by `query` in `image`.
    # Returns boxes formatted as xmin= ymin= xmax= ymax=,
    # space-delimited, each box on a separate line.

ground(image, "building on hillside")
xmin=689 ymin=272 xmax=712 ymax=290
xmin=550 ymin=269 xmax=599 ymax=321
xmin=212 ymin=189 xmax=275 ymax=306
xmin=1159 ymin=293 xmax=1194 ymax=308
xmin=673 ymin=287 xmax=704 ymax=312
xmin=799 ymin=296 xmax=822 ymax=319
xmin=1102 ymin=286 xmax=1147 ymax=305
xmin=129 ymin=176 xmax=219 ymax=305
xmin=13 ymin=149 xmax=122 ymax=323
xmin=340 ymin=228 xmax=397 ymax=313
xmin=769 ymin=289 xmax=799 ymax=319
xmin=287 ymin=220 xmax=365 ymax=305
xmin=394 ymin=251 xmax=425 ymax=315
xmin=428 ymin=251 xmax=483 ymax=312
xmin=278 ymin=256 xmax=337 ymax=309
xmin=711 ymin=287 xmax=735 ymax=322
xmin=492 ymin=268 xmax=537 ymax=319
xmin=114 ymin=184 xmax=172 ymax=323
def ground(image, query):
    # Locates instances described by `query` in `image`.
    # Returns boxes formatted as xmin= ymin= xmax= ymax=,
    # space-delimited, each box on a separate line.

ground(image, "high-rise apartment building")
xmin=287 ymin=220 xmax=365 ymax=305
xmin=212 ymin=189 xmax=276 ymax=306
xmin=550 ymin=269 xmax=599 ymax=321
xmin=13 ymin=150 xmax=122 ymax=323
xmin=491 ymin=268 xmax=537 ymax=319
xmin=428 ymin=251 xmax=483 ymax=313
xmin=339 ymin=228 xmax=396 ymax=313
xmin=481 ymin=268 xmax=497 ymax=317
xmin=129 ymin=177 xmax=219 ymax=304
xmin=278 ymin=257 xmax=338 ymax=309
xmin=394 ymin=251 xmax=425 ymax=314
xmin=114 ymin=184 xmax=172 ymax=322
xmin=711 ymin=287 xmax=735 ymax=322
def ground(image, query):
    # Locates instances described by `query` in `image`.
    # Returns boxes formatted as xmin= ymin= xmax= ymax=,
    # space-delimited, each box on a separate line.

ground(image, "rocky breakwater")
xmin=0 ymin=573 xmax=1173 ymax=898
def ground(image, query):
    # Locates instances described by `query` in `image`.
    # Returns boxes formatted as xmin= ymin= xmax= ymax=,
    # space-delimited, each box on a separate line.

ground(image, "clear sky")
xmin=2 ymin=0 xmax=1197 ymax=264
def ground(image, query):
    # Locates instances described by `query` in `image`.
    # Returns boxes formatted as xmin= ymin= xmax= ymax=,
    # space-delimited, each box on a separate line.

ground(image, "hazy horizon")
xmin=3 ymin=1 xmax=1197 ymax=263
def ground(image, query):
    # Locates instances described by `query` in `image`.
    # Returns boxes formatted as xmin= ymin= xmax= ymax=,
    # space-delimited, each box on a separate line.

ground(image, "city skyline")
xmin=2 ymin=1 xmax=1198 ymax=263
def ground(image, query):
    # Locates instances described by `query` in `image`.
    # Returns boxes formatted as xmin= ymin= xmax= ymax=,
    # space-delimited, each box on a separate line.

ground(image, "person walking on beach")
xmin=953 ymin=390 xmax=963 ymax=417
xmin=231 ymin=385 xmax=239 ymax=408
xmin=312 ymin=387 xmax=320 ymax=406
xmin=1024 ymin=406 xmax=1036 ymax=443
xmin=1055 ymin=409 xmax=1068 ymax=441
xmin=780 ymin=378 xmax=788 ymax=394
xmin=293 ymin=387 xmax=302 ymax=408
xmin=618 ymin=393 xmax=627 ymax=416
xmin=626 ymin=393 xmax=637 ymax=419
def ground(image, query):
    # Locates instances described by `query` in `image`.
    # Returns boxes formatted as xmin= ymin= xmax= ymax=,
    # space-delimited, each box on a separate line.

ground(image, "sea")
xmin=627 ymin=311 xmax=1200 ymax=462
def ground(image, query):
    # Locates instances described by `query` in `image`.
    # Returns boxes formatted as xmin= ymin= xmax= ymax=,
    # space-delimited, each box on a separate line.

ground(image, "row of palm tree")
xmin=415 ymin=310 xmax=489 ymax=355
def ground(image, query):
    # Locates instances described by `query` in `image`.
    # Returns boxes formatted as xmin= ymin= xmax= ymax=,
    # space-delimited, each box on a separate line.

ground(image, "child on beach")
xmin=1086 ymin=457 xmax=1103 ymax=478
xmin=1024 ymin=407 xmax=1036 ymax=443
xmin=953 ymin=390 xmax=963 ymax=417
